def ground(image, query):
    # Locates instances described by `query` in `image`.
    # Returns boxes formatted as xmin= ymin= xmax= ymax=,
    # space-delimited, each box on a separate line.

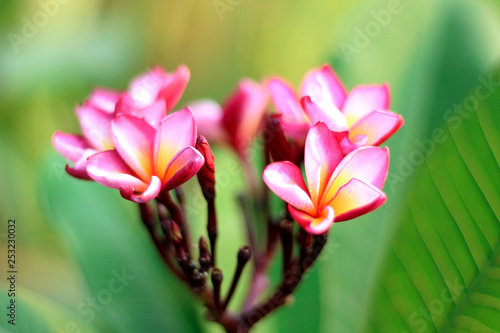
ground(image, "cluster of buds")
xmin=53 ymin=64 xmax=403 ymax=332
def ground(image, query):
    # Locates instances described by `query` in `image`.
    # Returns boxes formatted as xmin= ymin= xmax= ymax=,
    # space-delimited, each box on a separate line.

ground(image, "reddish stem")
xmin=159 ymin=191 xmax=192 ymax=258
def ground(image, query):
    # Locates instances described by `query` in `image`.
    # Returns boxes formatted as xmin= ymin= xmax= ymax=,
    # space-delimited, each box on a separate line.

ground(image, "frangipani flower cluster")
xmin=53 ymin=66 xmax=203 ymax=202
xmin=53 ymin=65 xmax=190 ymax=180
xmin=52 ymin=63 xmax=403 ymax=332
xmin=53 ymin=63 xmax=403 ymax=225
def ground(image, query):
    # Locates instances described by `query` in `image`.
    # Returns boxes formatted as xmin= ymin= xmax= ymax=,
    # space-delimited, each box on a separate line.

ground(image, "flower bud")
xmin=196 ymin=135 xmax=216 ymax=200
xmin=267 ymin=115 xmax=291 ymax=162
xmin=211 ymin=267 xmax=223 ymax=312
xmin=211 ymin=267 xmax=223 ymax=284
xmin=169 ymin=221 xmax=183 ymax=244
xmin=199 ymin=236 xmax=212 ymax=271
xmin=238 ymin=245 xmax=252 ymax=264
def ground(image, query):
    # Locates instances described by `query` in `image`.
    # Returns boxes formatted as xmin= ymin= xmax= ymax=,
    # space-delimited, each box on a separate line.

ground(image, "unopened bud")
xmin=188 ymin=260 xmax=197 ymax=273
xmin=267 ymin=115 xmax=291 ymax=162
xmin=238 ymin=245 xmax=251 ymax=264
xmin=196 ymin=135 xmax=216 ymax=199
xmin=211 ymin=267 xmax=223 ymax=312
xmin=199 ymin=235 xmax=209 ymax=252
xmin=199 ymin=236 xmax=212 ymax=270
xmin=169 ymin=221 xmax=183 ymax=244
xmin=192 ymin=269 xmax=205 ymax=287
xmin=211 ymin=267 xmax=223 ymax=284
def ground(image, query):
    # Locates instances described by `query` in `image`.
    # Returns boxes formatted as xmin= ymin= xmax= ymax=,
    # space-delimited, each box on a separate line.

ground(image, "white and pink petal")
xmin=349 ymin=110 xmax=403 ymax=146
xmin=221 ymin=79 xmax=268 ymax=151
xmin=331 ymin=131 xmax=365 ymax=156
xmin=267 ymin=78 xmax=306 ymax=123
xmin=65 ymin=148 xmax=98 ymax=180
xmin=163 ymin=146 xmax=205 ymax=190
xmin=76 ymin=105 xmax=114 ymax=151
xmin=112 ymin=115 xmax=156 ymax=182
xmin=158 ymin=65 xmax=190 ymax=111
xmin=263 ymin=161 xmax=315 ymax=215
xmin=189 ymin=99 xmax=228 ymax=143
xmin=87 ymin=150 xmax=149 ymax=192
xmin=300 ymin=96 xmax=347 ymax=132
xmin=120 ymin=176 xmax=162 ymax=203
xmin=280 ymin=119 xmax=311 ymax=144
xmin=289 ymin=205 xmax=334 ymax=235
xmin=342 ymin=84 xmax=390 ymax=126
xmin=129 ymin=67 xmax=167 ymax=108
xmin=329 ymin=178 xmax=386 ymax=222
xmin=154 ymin=108 xmax=197 ymax=180
xmin=300 ymin=64 xmax=347 ymax=109
xmin=131 ymin=100 xmax=167 ymax=128
xmin=52 ymin=132 xmax=90 ymax=163
xmin=304 ymin=122 xmax=343 ymax=207
xmin=87 ymin=88 xmax=121 ymax=113
xmin=321 ymin=146 xmax=389 ymax=206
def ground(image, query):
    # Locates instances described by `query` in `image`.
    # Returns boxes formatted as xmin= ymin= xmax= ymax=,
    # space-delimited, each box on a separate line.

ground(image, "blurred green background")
xmin=1 ymin=0 xmax=500 ymax=332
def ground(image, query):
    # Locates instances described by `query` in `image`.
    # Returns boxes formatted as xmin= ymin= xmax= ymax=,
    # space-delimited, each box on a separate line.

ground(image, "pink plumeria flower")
xmin=267 ymin=64 xmax=403 ymax=153
xmin=52 ymin=88 xmax=122 ymax=179
xmin=86 ymin=87 xmax=121 ymax=113
xmin=53 ymin=89 xmax=169 ymax=179
xmin=263 ymin=122 xmax=389 ymax=234
xmin=189 ymin=79 xmax=268 ymax=153
xmin=86 ymin=109 xmax=205 ymax=203
xmin=115 ymin=65 xmax=190 ymax=117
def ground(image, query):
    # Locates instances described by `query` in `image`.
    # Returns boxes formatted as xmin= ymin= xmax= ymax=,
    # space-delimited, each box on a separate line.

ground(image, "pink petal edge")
xmin=120 ymin=175 xmax=162 ymax=203
xmin=342 ymin=84 xmax=390 ymax=126
xmin=330 ymin=178 xmax=387 ymax=222
xmin=300 ymin=96 xmax=348 ymax=132
xmin=163 ymin=146 xmax=205 ymax=190
xmin=267 ymin=77 xmax=305 ymax=122
xmin=289 ymin=205 xmax=334 ymax=235
xmin=65 ymin=148 xmax=98 ymax=180
xmin=263 ymin=161 xmax=315 ymax=215
xmin=154 ymin=108 xmax=197 ymax=180
xmin=87 ymin=150 xmax=149 ymax=191
xmin=299 ymin=64 xmax=347 ymax=109
xmin=349 ymin=110 xmax=403 ymax=146
xmin=189 ymin=99 xmax=227 ymax=143
xmin=320 ymin=146 xmax=389 ymax=207
xmin=52 ymin=131 xmax=90 ymax=163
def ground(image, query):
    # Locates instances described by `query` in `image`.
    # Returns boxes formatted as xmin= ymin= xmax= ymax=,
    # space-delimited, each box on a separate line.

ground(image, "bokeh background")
xmin=1 ymin=0 xmax=500 ymax=332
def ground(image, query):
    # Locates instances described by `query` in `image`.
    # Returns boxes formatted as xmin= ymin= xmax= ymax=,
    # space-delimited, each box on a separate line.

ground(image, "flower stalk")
xmin=223 ymin=246 xmax=252 ymax=311
xmin=280 ymin=220 xmax=294 ymax=276
xmin=211 ymin=268 xmax=223 ymax=317
xmin=198 ymin=236 xmax=212 ymax=272
xmin=160 ymin=191 xmax=192 ymax=258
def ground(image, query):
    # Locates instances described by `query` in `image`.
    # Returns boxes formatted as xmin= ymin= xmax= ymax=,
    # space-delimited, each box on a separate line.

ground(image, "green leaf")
xmin=320 ymin=0 xmax=500 ymax=332
xmin=0 ymin=285 xmax=101 ymax=333
xmin=361 ymin=64 xmax=500 ymax=332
